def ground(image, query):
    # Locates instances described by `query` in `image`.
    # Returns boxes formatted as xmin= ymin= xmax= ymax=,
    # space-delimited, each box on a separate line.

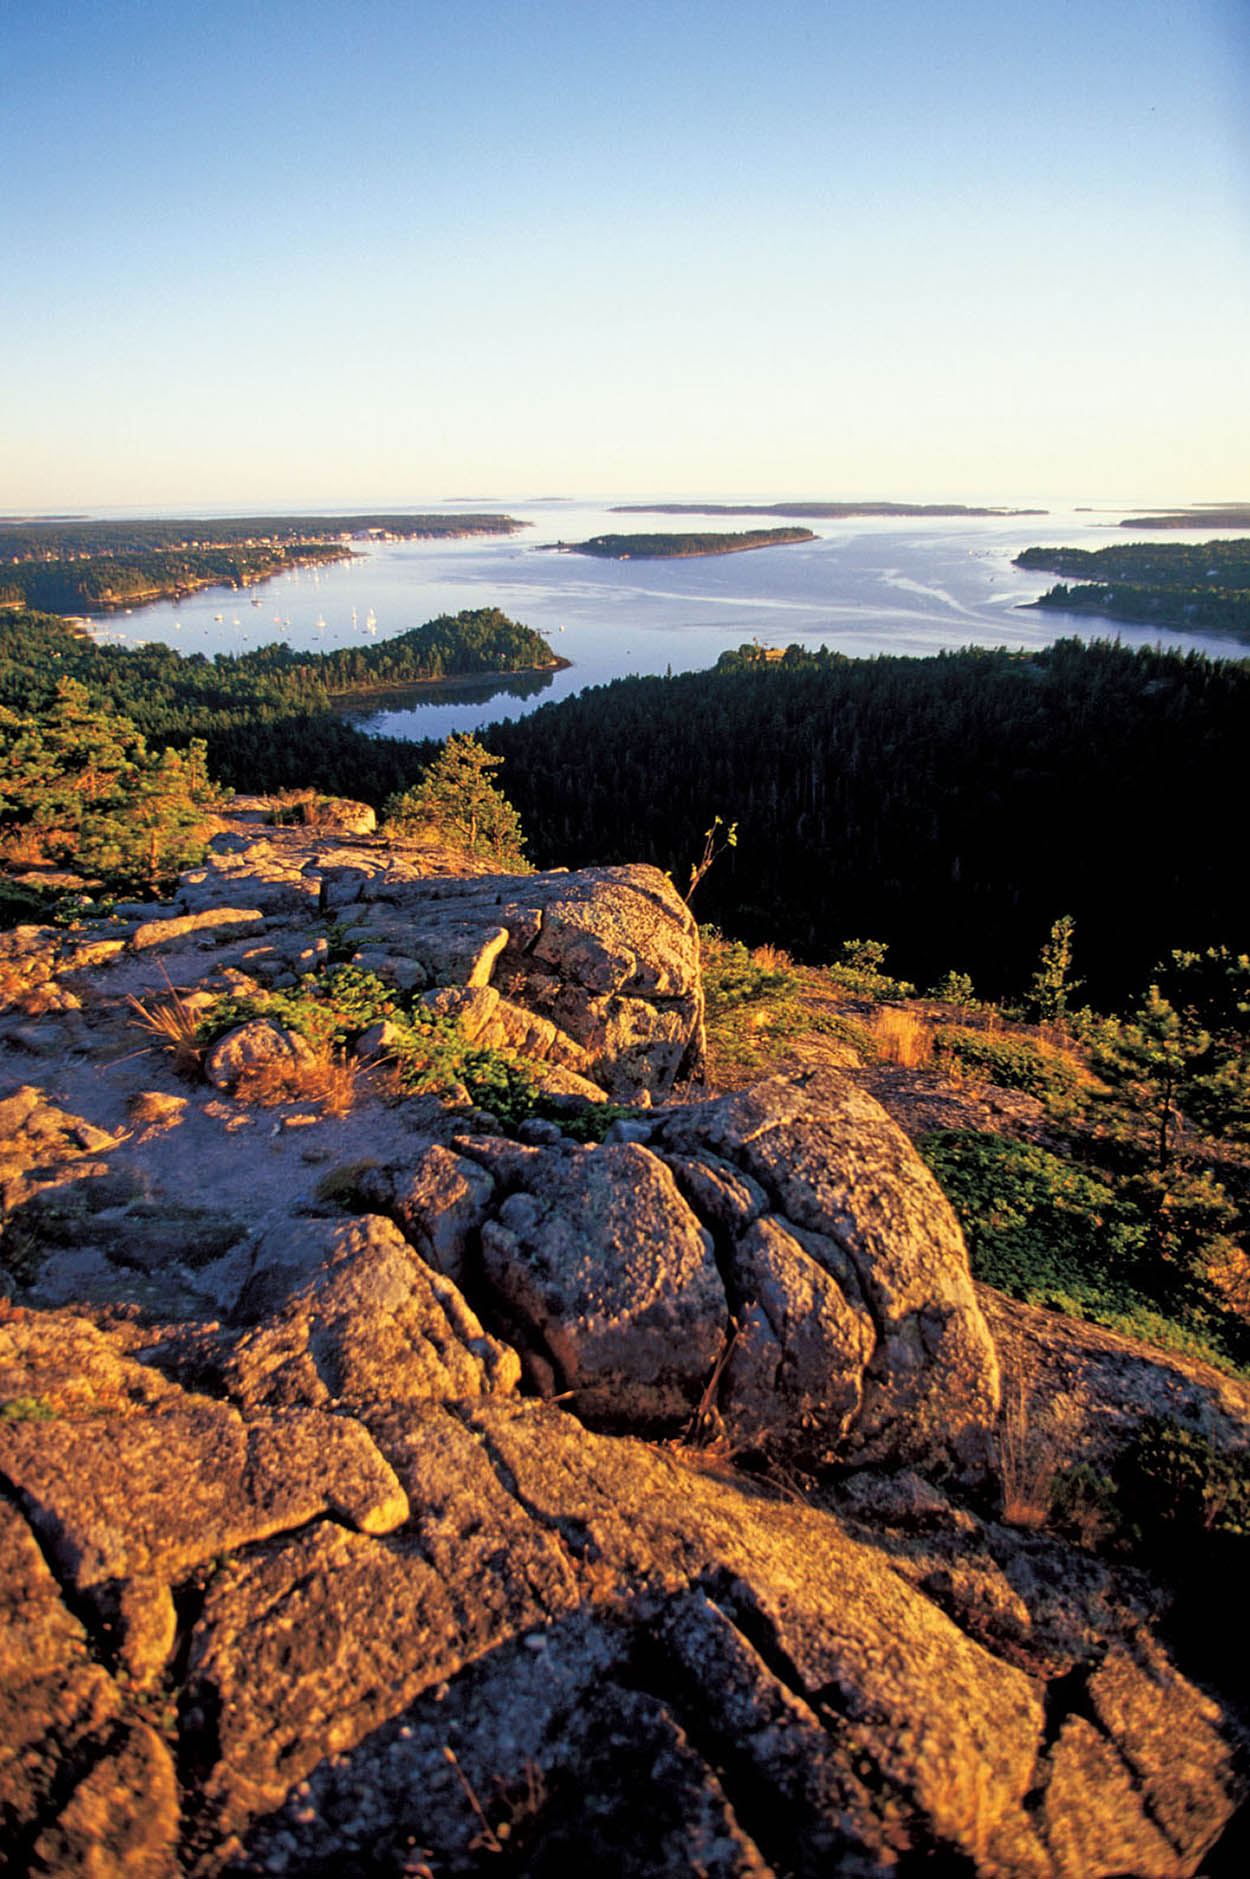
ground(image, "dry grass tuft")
xmin=873 ymin=1007 xmax=933 ymax=1068
xmin=681 ymin=1314 xmax=745 ymax=1452
xmin=750 ymin=941 xmax=792 ymax=973
xmin=996 ymin=1371 xmax=1080 ymax=1529
xmin=233 ymin=1047 xmax=362 ymax=1115
xmin=125 ymin=981 xmax=204 ymax=1077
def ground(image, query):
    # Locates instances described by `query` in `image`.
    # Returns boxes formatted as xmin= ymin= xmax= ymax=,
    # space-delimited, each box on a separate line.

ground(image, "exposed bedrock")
xmin=171 ymin=823 xmax=706 ymax=1101
xmin=0 ymin=813 xmax=1245 ymax=1875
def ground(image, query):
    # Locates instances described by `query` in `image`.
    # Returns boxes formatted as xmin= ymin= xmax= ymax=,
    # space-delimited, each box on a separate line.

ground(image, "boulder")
xmin=222 ymin=1213 xmax=520 ymax=1408
xmin=651 ymin=1072 xmax=1002 ymax=1471
xmin=475 ymin=1140 xmax=726 ymax=1423
xmin=299 ymin=796 xmax=377 ymax=835
xmin=204 ymin=1017 xmax=315 ymax=1091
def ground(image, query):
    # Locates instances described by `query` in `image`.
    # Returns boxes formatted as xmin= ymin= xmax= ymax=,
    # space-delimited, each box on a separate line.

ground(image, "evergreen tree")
xmin=382 ymin=733 xmax=527 ymax=868
xmin=1026 ymin=914 xmax=1080 ymax=1025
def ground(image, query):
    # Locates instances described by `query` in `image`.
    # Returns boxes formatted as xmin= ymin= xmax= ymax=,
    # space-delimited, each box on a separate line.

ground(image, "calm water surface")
xmin=90 ymin=499 xmax=1247 ymax=743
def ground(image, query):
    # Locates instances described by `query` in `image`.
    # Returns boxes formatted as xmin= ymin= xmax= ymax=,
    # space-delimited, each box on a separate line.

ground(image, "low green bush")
xmin=1116 ymin=1415 xmax=1250 ymax=1542
xmin=933 ymin=1026 xmax=1081 ymax=1112
xmin=918 ymin=1129 xmax=1250 ymax=1374
xmin=196 ymin=964 xmax=543 ymax=1126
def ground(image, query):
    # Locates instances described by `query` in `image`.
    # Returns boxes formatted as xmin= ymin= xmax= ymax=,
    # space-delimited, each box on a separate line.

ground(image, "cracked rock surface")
xmin=0 ymin=807 xmax=1246 ymax=1875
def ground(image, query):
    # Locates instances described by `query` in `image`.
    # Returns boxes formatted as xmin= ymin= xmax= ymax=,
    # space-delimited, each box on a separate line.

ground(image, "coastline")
xmin=326 ymin=656 xmax=572 ymax=715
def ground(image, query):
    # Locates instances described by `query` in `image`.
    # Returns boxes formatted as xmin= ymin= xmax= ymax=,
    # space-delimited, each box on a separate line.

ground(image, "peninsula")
xmin=0 ymin=511 xmax=525 ymax=616
xmin=1015 ymin=537 xmax=1250 ymax=644
xmin=562 ymin=526 xmax=816 ymax=560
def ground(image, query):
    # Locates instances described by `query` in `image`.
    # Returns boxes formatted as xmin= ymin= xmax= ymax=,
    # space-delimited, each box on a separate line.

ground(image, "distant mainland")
xmin=0 ymin=513 xmax=524 ymax=616
xmin=561 ymin=527 xmax=816 ymax=560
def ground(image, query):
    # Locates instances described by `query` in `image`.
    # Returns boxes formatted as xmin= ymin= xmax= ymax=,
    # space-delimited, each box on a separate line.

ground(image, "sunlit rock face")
xmin=0 ymin=807 xmax=1244 ymax=1876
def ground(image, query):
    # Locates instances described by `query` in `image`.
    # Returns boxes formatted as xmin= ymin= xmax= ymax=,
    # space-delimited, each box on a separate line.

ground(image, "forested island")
xmin=1016 ymin=537 xmax=1250 ymax=644
xmin=0 ymin=512 xmax=523 ymax=615
xmin=611 ymin=500 xmax=1045 ymax=518
xmin=563 ymin=527 xmax=816 ymax=559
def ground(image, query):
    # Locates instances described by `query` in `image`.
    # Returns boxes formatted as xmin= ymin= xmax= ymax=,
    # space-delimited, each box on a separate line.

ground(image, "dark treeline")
xmin=0 ymin=608 xmax=555 ymax=743
xmin=484 ymin=639 xmax=1250 ymax=1006
xmin=3 ymin=611 xmax=1247 ymax=1006
xmin=1016 ymin=540 xmax=1250 ymax=587
xmin=0 ymin=543 xmax=348 ymax=613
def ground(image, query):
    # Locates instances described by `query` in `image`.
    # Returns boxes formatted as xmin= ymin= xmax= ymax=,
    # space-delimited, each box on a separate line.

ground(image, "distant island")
xmin=1120 ymin=505 xmax=1250 ymax=530
xmin=611 ymin=500 xmax=1046 ymax=519
xmin=1015 ymin=537 xmax=1250 ymax=644
xmin=0 ymin=512 xmax=524 ymax=616
xmin=562 ymin=527 xmax=817 ymax=560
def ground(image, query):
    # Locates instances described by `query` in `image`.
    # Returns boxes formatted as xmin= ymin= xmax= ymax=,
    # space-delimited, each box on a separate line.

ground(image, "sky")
xmin=2 ymin=0 xmax=1247 ymax=512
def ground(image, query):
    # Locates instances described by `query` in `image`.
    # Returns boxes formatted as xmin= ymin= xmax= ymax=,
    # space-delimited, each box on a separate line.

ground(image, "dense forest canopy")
xmin=1016 ymin=538 xmax=1250 ymax=645
xmin=0 ymin=607 xmax=556 ymax=743
xmin=0 ymin=543 xmax=349 ymax=614
xmin=564 ymin=529 xmax=815 ymax=559
xmin=2 ymin=609 xmax=1246 ymax=1007
xmin=485 ymin=638 xmax=1250 ymax=1005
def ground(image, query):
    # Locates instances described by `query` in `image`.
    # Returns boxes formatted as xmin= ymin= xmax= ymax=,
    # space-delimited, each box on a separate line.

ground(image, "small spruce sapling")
xmin=1027 ymin=915 xmax=1080 ymax=1026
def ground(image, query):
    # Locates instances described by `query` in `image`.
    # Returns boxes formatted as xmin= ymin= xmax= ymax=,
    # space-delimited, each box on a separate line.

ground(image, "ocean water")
xmin=87 ymin=498 xmax=1247 ymax=743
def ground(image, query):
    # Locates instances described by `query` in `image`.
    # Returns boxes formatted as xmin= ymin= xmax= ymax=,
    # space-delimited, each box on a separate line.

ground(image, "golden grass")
xmin=872 ymin=1007 xmax=933 ymax=1068
xmin=996 ymin=1372 xmax=1080 ymax=1529
xmin=125 ymin=981 xmax=203 ymax=1077
xmin=232 ymin=1048 xmax=362 ymax=1115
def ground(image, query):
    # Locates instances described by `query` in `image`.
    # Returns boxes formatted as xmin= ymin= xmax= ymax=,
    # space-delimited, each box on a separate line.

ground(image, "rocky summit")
xmin=0 ymin=804 xmax=1246 ymax=1876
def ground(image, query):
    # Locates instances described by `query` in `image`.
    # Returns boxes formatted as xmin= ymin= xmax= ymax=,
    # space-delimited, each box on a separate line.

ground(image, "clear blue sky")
xmin=2 ymin=0 xmax=1246 ymax=511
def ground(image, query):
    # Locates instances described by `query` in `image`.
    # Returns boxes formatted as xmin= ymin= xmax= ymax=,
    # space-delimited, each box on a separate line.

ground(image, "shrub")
xmin=933 ymin=1026 xmax=1081 ymax=1113
xmin=919 ymin=1128 xmax=1250 ymax=1374
xmin=919 ymin=1130 xmax=1140 ymax=1307
xmin=382 ymin=733 xmax=528 ymax=869
xmin=1116 ymin=1415 xmax=1250 ymax=1541
xmin=927 ymin=969 xmax=978 ymax=1009
xmin=825 ymin=937 xmax=915 ymax=1001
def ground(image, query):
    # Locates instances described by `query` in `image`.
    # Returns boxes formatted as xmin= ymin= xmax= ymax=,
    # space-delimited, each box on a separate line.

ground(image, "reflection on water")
xmin=88 ymin=497 xmax=1248 ymax=743
xmin=335 ymin=665 xmax=557 ymax=742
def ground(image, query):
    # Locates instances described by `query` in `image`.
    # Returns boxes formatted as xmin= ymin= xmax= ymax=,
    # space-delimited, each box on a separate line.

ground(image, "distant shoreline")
xmin=610 ymin=501 xmax=1046 ymax=520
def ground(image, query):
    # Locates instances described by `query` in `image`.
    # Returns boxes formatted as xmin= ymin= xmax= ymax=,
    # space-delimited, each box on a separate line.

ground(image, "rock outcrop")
xmin=0 ymin=804 xmax=1245 ymax=1875
xmin=165 ymin=819 xmax=706 ymax=1100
